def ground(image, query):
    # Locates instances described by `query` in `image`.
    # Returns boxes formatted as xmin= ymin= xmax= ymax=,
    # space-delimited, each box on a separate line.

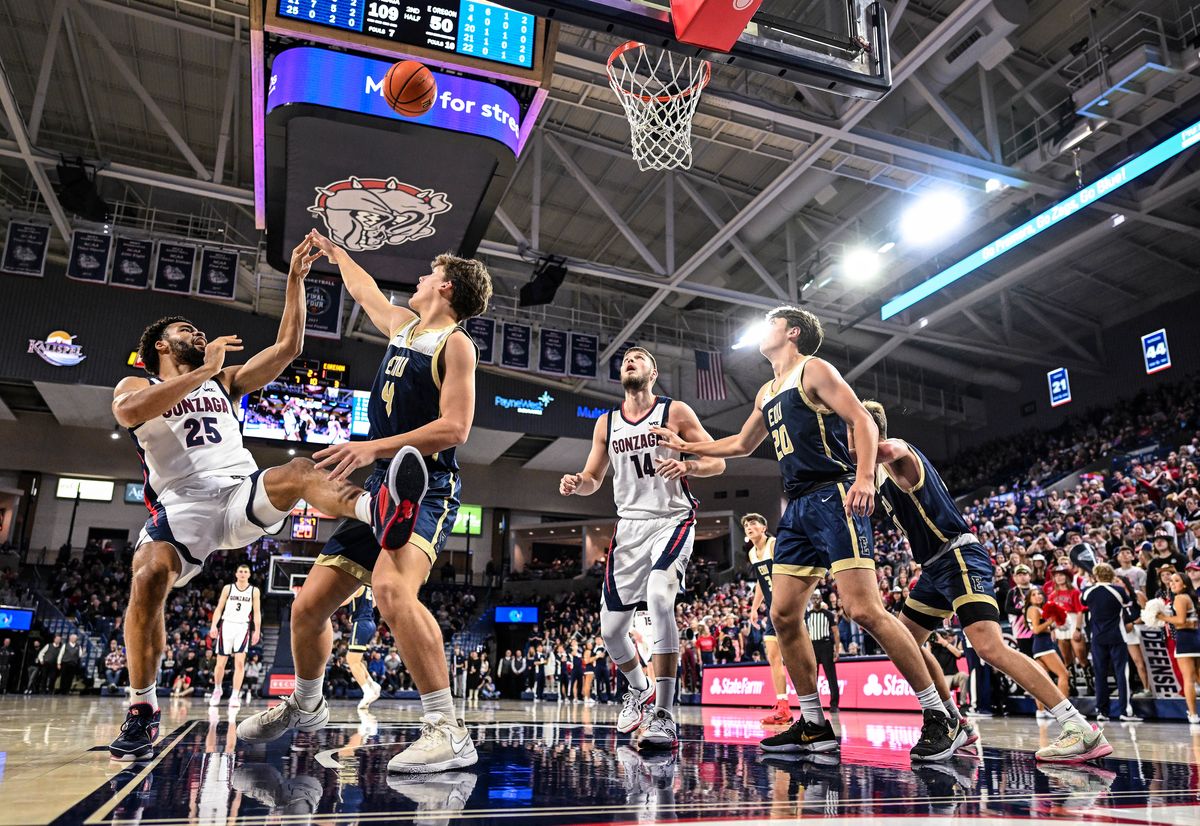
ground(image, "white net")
xmin=606 ymin=41 xmax=711 ymax=172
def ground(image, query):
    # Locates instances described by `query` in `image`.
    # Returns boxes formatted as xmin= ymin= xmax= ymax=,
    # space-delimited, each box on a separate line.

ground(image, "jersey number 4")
xmin=629 ymin=452 xmax=657 ymax=479
xmin=183 ymin=416 xmax=223 ymax=448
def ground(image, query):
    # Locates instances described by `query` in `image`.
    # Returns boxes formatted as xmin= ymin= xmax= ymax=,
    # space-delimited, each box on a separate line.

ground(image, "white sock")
xmin=1050 ymin=699 xmax=1088 ymax=728
xmin=421 ymin=687 xmax=456 ymax=720
xmin=776 ymin=693 xmax=789 ymax=701
xmin=293 ymin=675 xmax=324 ymax=712
xmin=916 ymin=684 xmax=944 ymax=713
xmin=354 ymin=492 xmax=372 ymax=524
xmin=655 ymin=677 xmax=676 ymax=711
xmin=799 ymin=692 xmax=824 ymax=724
xmin=130 ymin=683 xmax=158 ymax=712
xmin=944 ymin=697 xmax=962 ymax=720
xmin=624 ymin=667 xmax=649 ymax=693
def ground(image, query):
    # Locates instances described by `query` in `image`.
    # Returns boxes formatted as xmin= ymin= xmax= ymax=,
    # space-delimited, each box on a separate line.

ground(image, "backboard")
xmin=267 ymin=555 xmax=319 ymax=597
xmin=502 ymin=0 xmax=891 ymax=99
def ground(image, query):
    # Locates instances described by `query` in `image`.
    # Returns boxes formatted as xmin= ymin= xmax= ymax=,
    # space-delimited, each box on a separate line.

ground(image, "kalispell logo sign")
xmin=29 ymin=331 xmax=86 ymax=367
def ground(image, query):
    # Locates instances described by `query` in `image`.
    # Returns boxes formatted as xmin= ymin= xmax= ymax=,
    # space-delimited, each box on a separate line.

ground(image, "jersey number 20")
xmin=770 ymin=424 xmax=793 ymax=460
xmin=183 ymin=416 xmax=223 ymax=448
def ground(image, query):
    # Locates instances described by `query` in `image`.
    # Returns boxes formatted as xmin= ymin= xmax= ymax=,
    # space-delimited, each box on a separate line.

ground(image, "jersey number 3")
xmin=183 ymin=416 xmax=222 ymax=448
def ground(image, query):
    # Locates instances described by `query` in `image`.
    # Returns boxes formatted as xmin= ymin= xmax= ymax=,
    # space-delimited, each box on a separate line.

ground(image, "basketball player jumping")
xmin=208 ymin=563 xmax=260 ymax=708
xmin=108 ymin=234 xmax=421 ymax=762
xmin=653 ymin=306 xmax=957 ymax=762
xmin=860 ymin=400 xmax=1112 ymax=763
xmin=559 ymin=347 xmax=724 ymax=749
xmin=238 ymin=230 xmax=492 ymax=775
xmin=741 ymin=513 xmax=792 ymax=726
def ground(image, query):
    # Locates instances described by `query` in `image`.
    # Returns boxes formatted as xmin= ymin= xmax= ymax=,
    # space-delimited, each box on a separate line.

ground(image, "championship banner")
xmin=1139 ymin=627 xmax=1183 ymax=699
xmin=465 ymin=317 xmax=495 ymax=364
xmin=538 ymin=328 xmax=567 ymax=375
xmin=66 ymin=230 xmax=113 ymax=283
xmin=304 ymin=274 xmax=344 ymax=340
xmin=196 ymin=248 xmax=240 ymax=300
xmin=1 ymin=220 xmax=50 ymax=277
xmin=110 ymin=237 xmax=153 ymax=289
xmin=501 ymin=323 xmax=531 ymax=370
xmin=569 ymin=332 xmax=598 ymax=379
xmin=152 ymin=241 xmax=197 ymax=294
xmin=609 ymin=340 xmax=637 ymax=383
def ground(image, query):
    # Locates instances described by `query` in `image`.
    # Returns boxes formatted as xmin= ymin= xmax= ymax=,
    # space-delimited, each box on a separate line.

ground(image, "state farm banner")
xmin=700 ymin=657 xmax=965 ymax=712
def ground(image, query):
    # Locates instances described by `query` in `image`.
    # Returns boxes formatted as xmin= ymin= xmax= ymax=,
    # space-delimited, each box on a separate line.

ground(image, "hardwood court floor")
xmin=1 ymin=696 xmax=1198 ymax=825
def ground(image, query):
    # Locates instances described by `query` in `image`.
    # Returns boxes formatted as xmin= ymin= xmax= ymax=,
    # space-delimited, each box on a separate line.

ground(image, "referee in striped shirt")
xmin=805 ymin=597 xmax=840 ymax=711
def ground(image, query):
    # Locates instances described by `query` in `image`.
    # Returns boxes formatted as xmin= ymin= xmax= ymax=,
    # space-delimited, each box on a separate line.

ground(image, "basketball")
xmin=383 ymin=60 xmax=437 ymax=118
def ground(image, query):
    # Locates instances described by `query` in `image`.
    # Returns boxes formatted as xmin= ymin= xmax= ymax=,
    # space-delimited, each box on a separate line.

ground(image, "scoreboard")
xmin=267 ymin=0 xmax=551 ymax=84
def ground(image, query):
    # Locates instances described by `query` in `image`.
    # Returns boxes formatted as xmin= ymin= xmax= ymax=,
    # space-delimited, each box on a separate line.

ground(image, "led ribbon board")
xmin=881 ymin=118 xmax=1200 ymax=320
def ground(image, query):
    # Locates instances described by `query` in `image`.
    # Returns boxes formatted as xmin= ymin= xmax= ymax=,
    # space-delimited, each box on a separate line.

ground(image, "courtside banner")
xmin=701 ymin=658 xmax=964 ymax=712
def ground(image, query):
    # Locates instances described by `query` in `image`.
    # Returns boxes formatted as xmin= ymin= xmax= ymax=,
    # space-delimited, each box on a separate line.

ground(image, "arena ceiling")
xmin=1 ymin=0 xmax=1199 ymax=434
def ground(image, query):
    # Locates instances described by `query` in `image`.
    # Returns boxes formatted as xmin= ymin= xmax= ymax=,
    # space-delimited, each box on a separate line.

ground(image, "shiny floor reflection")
xmin=3 ymin=698 xmax=1197 ymax=825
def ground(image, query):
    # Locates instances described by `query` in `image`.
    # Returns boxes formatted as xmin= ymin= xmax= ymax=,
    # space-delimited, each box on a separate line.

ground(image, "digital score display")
xmin=277 ymin=1 xmax=535 ymax=69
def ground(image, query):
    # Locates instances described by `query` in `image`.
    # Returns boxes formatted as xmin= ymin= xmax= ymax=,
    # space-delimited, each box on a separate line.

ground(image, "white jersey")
xmin=223 ymin=583 xmax=254 ymax=625
xmin=130 ymin=377 xmax=258 ymax=498
xmin=607 ymin=397 xmax=697 ymax=520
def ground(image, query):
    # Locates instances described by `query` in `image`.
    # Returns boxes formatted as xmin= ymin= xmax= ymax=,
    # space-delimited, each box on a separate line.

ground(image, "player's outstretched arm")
xmin=209 ymin=585 xmax=230 ymax=639
xmin=251 ymin=586 xmax=262 ymax=645
xmin=309 ymin=229 xmax=414 ymax=338
xmin=654 ymin=401 xmax=725 ymax=480
xmin=112 ymin=335 xmax=243 ymax=428
xmin=806 ymin=358 xmax=877 ymax=516
xmin=225 ymin=234 xmax=319 ymax=398
xmin=312 ymin=331 xmax=476 ymax=480
xmin=560 ymin=414 xmax=612 ymax=497
xmin=650 ymin=388 xmax=769 ymax=459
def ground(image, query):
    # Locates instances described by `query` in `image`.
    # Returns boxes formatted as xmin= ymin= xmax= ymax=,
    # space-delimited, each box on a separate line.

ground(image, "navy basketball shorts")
xmin=773 ymin=483 xmax=874 ymax=579
xmin=902 ymin=542 xmax=1001 ymax=631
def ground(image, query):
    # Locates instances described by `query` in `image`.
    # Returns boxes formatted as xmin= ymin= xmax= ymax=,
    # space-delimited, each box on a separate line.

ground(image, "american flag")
xmin=694 ymin=349 xmax=727 ymax=401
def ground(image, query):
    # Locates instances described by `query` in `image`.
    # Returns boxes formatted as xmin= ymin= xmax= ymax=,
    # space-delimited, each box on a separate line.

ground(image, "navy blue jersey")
xmin=748 ymin=538 xmax=775 ymax=609
xmin=759 ymin=357 xmax=855 ymax=498
xmin=368 ymin=318 xmax=475 ymax=474
xmin=877 ymin=441 xmax=972 ymax=565
xmin=349 ymin=586 xmax=375 ymax=624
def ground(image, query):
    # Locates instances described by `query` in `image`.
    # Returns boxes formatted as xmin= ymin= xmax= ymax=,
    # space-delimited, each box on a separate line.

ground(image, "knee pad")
xmin=600 ymin=606 xmax=636 ymax=664
xmin=647 ymin=569 xmax=681 ymax=655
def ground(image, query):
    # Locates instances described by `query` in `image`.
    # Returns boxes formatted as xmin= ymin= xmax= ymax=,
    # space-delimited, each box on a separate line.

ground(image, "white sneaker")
xmin=388 ymin=713 xmax=478 ymax=774
xmin=209 ymin=688 xmax=223 ymax=707
xmin=229 ymin=694 xmax=242 ymax=709
xmin=386 ymin=771 xmax=478 ymax=826
xmin=236 ymin=694 xmax=329 ymax=743
xmin=358 ymin=679 xmax=382 ymax=710
xmin=1035 ymin=720 xmax=1113 ymax=763
xmin=585 ymin=697 xmax=596 ymax=706
xmin=1036 ymin=709 xmax=1054 ymax=719
xmin=638 ymin=708 xmax=678 ymax=750
xmin=617 ymin=684 xmax=656 ymax=734
xmin=1188 ymin=714 xmax=1200 ymax=725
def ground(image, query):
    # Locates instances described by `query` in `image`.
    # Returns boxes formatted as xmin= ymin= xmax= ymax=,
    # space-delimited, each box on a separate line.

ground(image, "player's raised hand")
xmin=201 ymin=335 xmax=243 ymax=374
xmin=308 ymin=228 xmax=341 ymax=259
xmin=649 ymin=425 xmax=686 ymax=453
xmin=844 ymin=478 xmax=876 ymax=518
xmin=559 ymin=473 xmax=582 ymax=496
xmin=654 ymin=457 xmax=690 ymax=480
xmin=289 ymin=231 xmax=324 ymax=280
xmin=313 ymin=440 xmax=379 ymax=482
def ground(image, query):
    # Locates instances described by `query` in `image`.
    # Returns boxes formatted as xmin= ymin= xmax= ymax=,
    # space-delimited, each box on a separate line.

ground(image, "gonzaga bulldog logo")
xmin=308 ymin=177 xmax=451 ymax=252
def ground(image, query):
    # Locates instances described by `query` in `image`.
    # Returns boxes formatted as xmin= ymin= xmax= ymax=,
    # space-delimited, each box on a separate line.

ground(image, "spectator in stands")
xmin=1083 ymin=564 xmax=1139 ymax=721
xmin=57 ymin=633 xmax=83 ymax=695
xmin=1026 ymin=589 xmax=1070 ymax=717
xmin=21 ymin=640 xmax=42 ymax=694
xmin=1157 ymin=571 xmax=1200 ymax=723
xmin=1007 ymin=565 xmax=1035 ymax=659
xmin=1147 ymin=534 xmax=1188 ymax=589
xmin=1115 ymin=547 xmax=1147 ymax=594
xmin=1045 ymin=566 xmax=1088 ymax=680
xmin=104 ymin=640 xmax=127 ymax=691
xmin=696 ymin=624 xmax=715 ymax=665
xmin=243 ymin=653 xmax=264 ymax=700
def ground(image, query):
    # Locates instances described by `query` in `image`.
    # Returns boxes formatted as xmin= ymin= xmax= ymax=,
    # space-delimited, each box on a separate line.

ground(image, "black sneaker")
xmin=760 ymin=718 xmax=839 ymax=754
xmin=109 ymin=703 xmax=161 ymax=761
xmin=371 ymin=446 xmax=428 ymax=552
xmin=911 ymin=709 xmax=956 ymax=762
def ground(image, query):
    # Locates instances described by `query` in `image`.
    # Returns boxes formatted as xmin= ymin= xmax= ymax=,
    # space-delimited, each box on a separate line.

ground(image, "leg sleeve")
xmin=600 ymin=604 xmax=637 ymax=665
xmin=646 ymin=568 xmax=682 ymax=656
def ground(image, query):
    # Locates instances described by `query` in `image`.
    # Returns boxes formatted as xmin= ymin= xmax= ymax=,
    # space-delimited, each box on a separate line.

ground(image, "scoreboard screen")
xmin=277 ymin=0 xmax=535 ymax=69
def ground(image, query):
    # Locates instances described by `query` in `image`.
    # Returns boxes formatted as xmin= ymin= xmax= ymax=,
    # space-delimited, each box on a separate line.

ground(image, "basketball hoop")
xmin=606 ymin=41 xmax=711 ymax=172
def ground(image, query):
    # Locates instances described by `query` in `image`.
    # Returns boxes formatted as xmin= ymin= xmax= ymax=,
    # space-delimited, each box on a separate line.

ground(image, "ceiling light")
xmin=919 ymin=317 xmax=929 ymax=328
xmin=288 ymin=448 xmax=296 ymax=456
xmin=731 ymin=320 xmax=769 ymax=350
xmin=110 ymin=431 xmax=120 ymax=440
xmin=900 ymin=191 xmax=967 ymax=246
xmin=984 ymin=178 xmax=1003 ymax=193
xmin=843 ymin=247 xmax=881 ymax=281
xmin=1111 ymin=213 xmax=1125 ymax=227
xmin=877 ymin=241 xmax=895 ymax=254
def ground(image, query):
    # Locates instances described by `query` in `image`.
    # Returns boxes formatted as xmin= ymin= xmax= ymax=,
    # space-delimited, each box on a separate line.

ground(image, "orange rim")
xmin=606 ymin=40 xmax=712 ymax=104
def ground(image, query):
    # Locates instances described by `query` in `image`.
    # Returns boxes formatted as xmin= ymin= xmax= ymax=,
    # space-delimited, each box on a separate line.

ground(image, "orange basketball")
xmin=384 ymin=60 xmax=437 ymax=118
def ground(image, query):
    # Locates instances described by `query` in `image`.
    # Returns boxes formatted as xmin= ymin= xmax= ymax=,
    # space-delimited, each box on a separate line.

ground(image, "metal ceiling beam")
xmin=212 ymin=18 xmax=240 ymax=184
xmin=27 ymin=0 xmax=68 ymax=143
xmin=908 ymin=73 xmax=992 ymax=160
xmin=72 ymin=2 xmax=211 ymax=180
xmin=0 ymin=54 xmax=72 ymax=240
xmin=1011 ymin=294 xmax=1098 ymax=363
xmin=493 ymin=207 xmax=529 ymax=247
xmin=61 ymin=6 xmax=104 ymax=157
xmin=543 ymin=133 xmax=665 ymax=275
xmin=960 ymin=308 xmax=1003 ymax=344
xmin=80 ymin=0 xmax=239 ymax=41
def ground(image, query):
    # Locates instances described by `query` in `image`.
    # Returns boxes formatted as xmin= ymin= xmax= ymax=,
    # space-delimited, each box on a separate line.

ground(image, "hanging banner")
xmin=304 ymin=274 xmax=345 ymax=340
xmin=1 ymin=221 xmax=50 ymax=278
xmin=539 ymin=328 xmax=567 ymax=375
xmin=501 ymin=323 xmax=531 ymax=370
xmin=196 ymin=248 xmax=240 ymax=300
xmin=609 ymin=340 xmax=637 ymax=383
xmin=153 ymin=242 xmax=197 ymax=294
xmin=569 ymin=332 xmax=598 ymax=379
xmin=66 ymin=230 xmax=113 ymax=283
xmin=1047 ymin=367 xmax=1071 ymax=408
xmin=1141 ymin=328 xmax=1171 ymax=375
xmin=465 ymin=317 xmax=495 ymax=364
xmin=110 ymin=237 xmax=154 ymax=289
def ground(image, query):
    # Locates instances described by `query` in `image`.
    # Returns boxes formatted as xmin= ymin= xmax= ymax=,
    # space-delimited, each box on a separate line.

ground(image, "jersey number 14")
xmin=629 ymin=452 xmax=657 ymax=479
